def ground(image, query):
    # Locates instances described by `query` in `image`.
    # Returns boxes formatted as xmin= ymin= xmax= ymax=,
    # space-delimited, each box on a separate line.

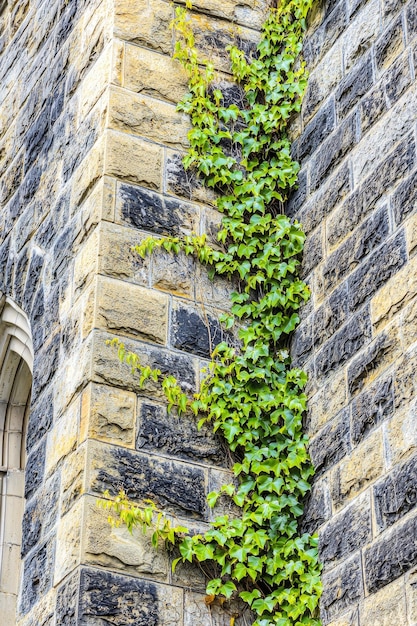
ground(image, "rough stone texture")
xmin=1 ymin=0 xmax=417 ymax=623
xmin=291 ymin=0 xmax=417 ymax=621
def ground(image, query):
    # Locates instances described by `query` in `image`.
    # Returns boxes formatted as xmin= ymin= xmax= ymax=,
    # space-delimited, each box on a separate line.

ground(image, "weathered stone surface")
xmin=95 ymin=276 xmax=169 ymax=344
xmin=336 ymin=53 xmax=373 ymax=119
xmin=313 ymin=283 xmax=349 ymax=349
xmin=45 ymin=398 xmax=79 ymax=478
xmin=364 ymin=512 xmax=417 ymax=593
xmin=347 ymin=323 xmax=401 ymax=396
xmin=89 ymin=440 xmax=207 ymax=518
xmin=386 ymin=402 xmax=417 ymax=467
xmin=351 ymin=375 xmax=394 ymax=444
xmin=360 ymin=82 xmax=387 ymax=132
xmin=308 ymin=371 xmax=347 ymax=434
xmin=61 ymin=446 xmax=87 ymax=516
xmin=137 ymin=399 xmax=224 ymax=464
xmin=22 ymin=474 xmax=60 ymax=557
xmin=323 ymin=207 xmax=389 ymax=292
xmin=309 ymin=409 xmax=350 ymax=476
xmin=124 ymin=44 xmax=188 ymax=104
xmin=375 ymin=14 xmax=404 ymax=71
xmin=108 ymin=88 xmax=190 ymax=149
xmin=56 ymin=570 xmax=79 ymax=626
xmin=371 ymin=254 xmax=417 ymax=329
xmin=362 ymin=578 xmax=407 ymax=626
xmin=301 ymin=478 xmax=332 ymax=534
xmin=26 ymin=387 xmax=54 ymax=452
xmin=78 ymin=567 xmax=183 ymax=625
xmin=328 ymin=134 xmax=415 ymax=246
xmin=304 ymin=2 xmax=348 ymax=68
xmin=319 ymin=493 xmax=372 ymax=566
xmin=25 ymin=438 xmax=46 ymax=501
xmin=374 ymin=454 xmax=417 ymax=531
xmin=342 ymin=0 xmax=380 ymax=71
xmin=348 ymin=232 xmax=407 ymax=312
xmin=296 ymin=99 xmax=336 ymax=160
xmin=332 ymin=429 xmax=384 ymax=507
xmin=105 ymin=130 xmax=163 ymax=190
xmin=116 ymin=182 xmax=200 ymax=237
xmin=392 ymin=168 xmax=417 ymax=226
xmin=20 ymin=538 xmax=55 ymax=615
xmin=97 ymin=221 xmax=150 ymax=287
xmin=320 ymin=554 xmax=364 ymax=623
xmin=152 ymin=251 xmax=196 ymax=299
xmin=83 ymin=496 xmax=169 ymax=580
xmin=302 ymin=41 xmax=343 ymax=123
xmin=315 ymin=308 xmax=372 ymax=381
xmin=81 ymin=383 xmax=136 ymax=447
xmin=310 ymin=111 xmax=358 ymax=191
xmin=384 ymin=50 xmax=412 ymax=104
xmin=114 ymin=0 xmax=173 ymax=53
xmin=171 ymin=300 xmax=226 ymax=358
xmin=393 ymin=350 xmax=417 ymax=408
xmin=54 ymin=499 xmax=82 ymax=585
xmin=184 ymin=590 xmax=253 ymax=625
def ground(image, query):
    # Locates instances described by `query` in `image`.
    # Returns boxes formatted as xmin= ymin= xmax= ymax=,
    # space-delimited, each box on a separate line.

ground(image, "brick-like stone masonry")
xmin=290 ymin=0 xmax=417 ymax=623
xmin=0 ymin=0 xmax=416 ymax=624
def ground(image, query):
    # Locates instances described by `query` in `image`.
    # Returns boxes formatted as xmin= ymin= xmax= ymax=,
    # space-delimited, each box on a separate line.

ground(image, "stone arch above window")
xmin=0 ymin=296 xmax=33 ymax=624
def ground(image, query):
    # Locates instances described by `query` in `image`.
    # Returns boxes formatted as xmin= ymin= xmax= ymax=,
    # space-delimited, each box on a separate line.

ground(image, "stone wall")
xmin=290 ymin=0 xmax=417 ymax=623
xmin=1 ymin=0 xmax=417 ymax=624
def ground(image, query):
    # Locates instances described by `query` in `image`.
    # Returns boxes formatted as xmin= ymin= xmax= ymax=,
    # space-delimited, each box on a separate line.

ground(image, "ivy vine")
xmin=102 ymin=0 xmax=322 ymax=623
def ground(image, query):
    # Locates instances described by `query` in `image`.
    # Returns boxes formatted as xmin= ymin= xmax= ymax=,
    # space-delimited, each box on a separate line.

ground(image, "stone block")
xmin=124 ymin=44 xmax=188 ymax=104
xmin=310 ymin=111 xmax=357 ymax=191
xmin=79 ymin=43 xmax=113 ymax=120
xmin=56 ymin=570 xmax=79 ymax=626
xmin=307 ymin=371 xmax=347 ymax=435
xmin=328 ymin=134 xmax=415 ymax=246
xmin=331 ymin=429 xmax=384 ymax=508
xmin=22 ymin=474 xmax=60 ymax=557
xmin=315 ymin=307 xmax=372 ymax=382
xmin=319 ymin=492 xmax=372 ymax=567
xmin=95 ymin=275 xmax=169 ymax=344
xmin=364 ymin=511 xmax=417 ymax=593
xmin=61 ymin=445 xmax=87 ymax=516
xmin=108 ymin=87 xmax=190 ymax=149
xmin=171 ymin=300 xmax=226 ymax=358
xmin=405 ymin=211 xmax=417 ymax=255
xmin=351 ymin=375 xmax=394 ymax=445
xmin=184 ymin=590 xmax=253 ymax=625
xmin=360 ymin=82 xmax=387 ymax=133
xmin=375 ymin=14 xmax=404 ymax=72
xmin=71 ymin=135 xmax=105 ymax=209
xmin=297 ymin=99 xmax=336 ymax=161
xmin=407 ymin=0 xmax=417 ymax=37
xmin=20 ymin=537 xmax=55 ymax=615
xmin=26 ymin=387 xmax=54 ymax=453
xmin=352 ymin=85 xmax=417 ymax=183
xmin=54 ymin=499 xmax=82 ymax=585
xmin=25 ymin=438 xmax=46 ymax=501
xmin=336 ymin=53 xmax=374 ymax=119
xmin=392 ymin=169 xmax=417 ymax=226
xmin=78 ymin=567 xmax=184 ymax=625
xmin=115 ymin=182 xmax=200 ymax=237
xmin=81 ymin=382 xmax=136 ymax=447
xmin=297 ymin=163 xmax=350 ymax=235
xmin=302 ymin=42 xmax=343 ymax=123
xmin=83 ymin=495 xmax=169 ymax=580
xmin=301 ymin=224 xmax=323 ymax=276
xmin=393 ymin=350 xmax=417 ymax=408
xmin=347 ymin=323 xmax=401 ymax=397
xmin=309 ymin=408 xmax=350 ymax=476
xmin=152 ymin=251 xmax=196 ymax=299
xmin=313 ymin=284 xmax=349 ymax=350
xmin=320 ymin=554 xmax=364 ymax=623
xmin=292 ymin=315 xmax=314 ymax=364
xmin=45 ymin=396 xmax=79 ymax=478
xmin=105 ymin=130 xmax=163 ymax=190
xmin=91 ymin=330 xmax=198 ymax=398
xmin=304 ymin=2 xmax=348 ymax=68
xmin=323 ymin=207 xmax=389 ymax=292
xmin=384 ymin=50 xmax=412 ymax=105
xmin=348 ymin=231 xmax=407 ymax=312
xmin=386 ymin=402 xmax=417 ymax=466
xmin=136 ymin=399 xmax=224 ymax=464
xmin=87 ymin=439 xmax=207 ymax=519
xmin=374 ymin=454 xmax=417 ymax=531
xmin=371 ymin=254 xmax=417 ymax=330
xmin=17 ymin=590 xmax=55 ymax=626
xmin=114 ymin=0 xmax=173 ymax=54
xmin=165 ymin=150 xmax=217 ymax=205
xmin=362 ymin=578 xmax=407 ymax=626
xmin=342 ymin=0 xmax=380 ymax=72
xmin=73 ymin=226 xmax=99 ymax=295
xmin=97 ymin=221 xmax=150 ymax=287
xmin=301 ymin=478 xmax=332 ymax=534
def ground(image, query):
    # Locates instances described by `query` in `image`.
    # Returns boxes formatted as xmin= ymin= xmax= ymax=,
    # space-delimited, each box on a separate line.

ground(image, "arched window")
xmin=0 ymin=297 xmax=33 ymax=623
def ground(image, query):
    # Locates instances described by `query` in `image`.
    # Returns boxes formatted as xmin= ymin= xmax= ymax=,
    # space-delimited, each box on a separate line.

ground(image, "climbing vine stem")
xmin=102 ymin=0 xmax=322 ymax=623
